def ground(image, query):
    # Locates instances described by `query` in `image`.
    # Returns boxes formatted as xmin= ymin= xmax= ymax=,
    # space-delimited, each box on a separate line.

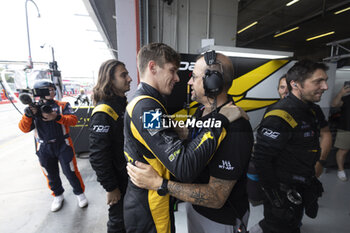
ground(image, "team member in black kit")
xmin=89 ymin=59 xmax=132 ymax=233
xmin=250 ymin=60 xmax=329 ymax=233
xmin=123 ymin=43 xmax=246 ymax=233
xmin=127 ymin=51 xmax=253 ymax=233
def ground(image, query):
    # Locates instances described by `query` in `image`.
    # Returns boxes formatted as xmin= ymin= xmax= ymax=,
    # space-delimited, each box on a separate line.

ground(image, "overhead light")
xmin=274 ymin=27 xmax=300 ymax=38
xmin=199 ymin=45 xmax=294 ymax=60
xmin=237 ymin=21 xmax=258 ymax=34
xmin=74 ymin=13 xmax=90 ymax=17
xmin=286 ymin=0 xmax=299 ymax=7
xmin=337 ymin=66 xmax=350 ymax=71
xmin=306 ymin=31 xmax=335 ymax=41
xmin=334 ymin=7 xmax=350 ymax=15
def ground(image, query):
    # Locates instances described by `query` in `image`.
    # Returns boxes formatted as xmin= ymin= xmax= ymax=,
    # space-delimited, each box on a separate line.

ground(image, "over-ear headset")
xmin=203 ymin=50 xmax=224 ymax=98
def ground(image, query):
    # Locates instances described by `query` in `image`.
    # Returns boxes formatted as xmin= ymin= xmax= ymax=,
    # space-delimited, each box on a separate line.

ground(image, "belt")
xmin=36 ymin=134 xmax=69 ymax=144
xmin=277 ymin=170 xmax=314 ymax=185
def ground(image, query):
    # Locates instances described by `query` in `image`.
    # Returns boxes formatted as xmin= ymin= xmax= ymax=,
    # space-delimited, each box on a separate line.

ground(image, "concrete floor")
xmin=1 ymin=103 xmax=350 ymax=233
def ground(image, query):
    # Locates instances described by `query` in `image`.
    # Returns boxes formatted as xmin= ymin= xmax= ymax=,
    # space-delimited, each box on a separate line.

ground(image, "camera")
xmin=18 ymin=80 xmax=56 ymax=117
xmin=19 ymin=88 xmax=53 ymax=117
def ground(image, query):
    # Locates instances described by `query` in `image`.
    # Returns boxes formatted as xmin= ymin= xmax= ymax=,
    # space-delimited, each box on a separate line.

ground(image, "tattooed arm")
xmin=127 ymin=161 xmax=236 ymax=209
xmin=168 ymin=177 xmax=236 ymax=209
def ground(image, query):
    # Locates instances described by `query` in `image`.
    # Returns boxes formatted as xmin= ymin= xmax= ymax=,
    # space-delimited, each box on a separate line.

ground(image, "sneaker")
xmin=76 ymin=193 xmax=88 ymax=208
xmin=51 ymin=194 xmax=64 ymax=212
xmin=337 ymin=170 xmax=348 ymax=181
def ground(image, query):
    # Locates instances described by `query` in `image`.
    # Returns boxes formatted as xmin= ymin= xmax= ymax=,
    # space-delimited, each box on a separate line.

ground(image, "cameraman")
xmin=18 ymin=79 xmax=88 ymax=212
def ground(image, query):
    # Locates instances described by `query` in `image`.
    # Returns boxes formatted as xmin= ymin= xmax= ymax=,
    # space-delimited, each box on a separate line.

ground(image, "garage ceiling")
xmin=87 ymin=0 xmax=350 ymax=64
xmin=237 ymin=0 xmax=350 ymax=62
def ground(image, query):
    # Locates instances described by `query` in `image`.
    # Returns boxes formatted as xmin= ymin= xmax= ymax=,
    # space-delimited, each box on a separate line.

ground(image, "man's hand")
xmin=315 ymin=162 xmax=324 ymax=178
xmin=127 ymin=161 xmax=163 ymax=191
xmin=219 ymin=102 xmax=249 ymax=122
xmin=29 ymin=106 xmax=38 ymax=115
xmin=341 ymin=85 xmax=350 ymax=96
xmin=107 ymin=188 xmax=121 ymax=206
xmin=24 ymin=105 xmax=37 ymax=117
xmin=42 ymin=111 xmax=58 ymax=121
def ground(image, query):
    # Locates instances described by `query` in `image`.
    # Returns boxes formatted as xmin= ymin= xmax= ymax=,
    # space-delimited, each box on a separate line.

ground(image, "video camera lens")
xmin=41 ymin=104 xmax=52 ymax=114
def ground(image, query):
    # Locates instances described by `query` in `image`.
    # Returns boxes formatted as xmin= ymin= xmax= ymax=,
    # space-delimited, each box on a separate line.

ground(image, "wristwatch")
xmin=157 ymin=179 xmax=169 ymax=196
xmin=318 ymin=159 xmax=327 ymax=167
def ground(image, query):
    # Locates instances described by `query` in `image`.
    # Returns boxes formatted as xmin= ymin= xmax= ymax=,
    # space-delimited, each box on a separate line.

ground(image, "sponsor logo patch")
xmin=218 ymin=160 xmax=234 ymax=170
xmin=168 ymin=149 xmax=181 ymax=162
xmin=92 ymin=125 xmax=110 ymax=133
xmin=301 ymin=121 xmax=310 ymax=129
xmin=304 ymin=130 xmax=314 ymax=137
xmin=261 ymin=128 xmax=280 ymax=139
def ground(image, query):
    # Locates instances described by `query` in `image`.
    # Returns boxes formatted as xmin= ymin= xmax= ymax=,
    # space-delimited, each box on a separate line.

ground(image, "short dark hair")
xmin=93 ymin=59 xmax=125 ymax=105
xmin=137 ymin=43 xmax=180 ymax=76
xmin=286 ymin=59 xmax=328 ymax=91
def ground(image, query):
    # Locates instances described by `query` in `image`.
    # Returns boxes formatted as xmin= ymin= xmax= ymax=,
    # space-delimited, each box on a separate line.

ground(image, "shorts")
xmin=185 ymin=202 xmax=249 ymax=233
xmin=334 ymin=129 xmax=350 ymax=150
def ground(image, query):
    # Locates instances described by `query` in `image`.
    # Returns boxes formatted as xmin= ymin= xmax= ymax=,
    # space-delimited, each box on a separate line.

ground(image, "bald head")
xmin=196 ymin=53 xmax=234 ymax=92
xmin=216 ymin=54 xmax=234 ymax=91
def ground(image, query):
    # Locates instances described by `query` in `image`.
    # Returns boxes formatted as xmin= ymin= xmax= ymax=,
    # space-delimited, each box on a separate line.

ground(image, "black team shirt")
xmin=188 ymin=102 xmax=254 ymax=225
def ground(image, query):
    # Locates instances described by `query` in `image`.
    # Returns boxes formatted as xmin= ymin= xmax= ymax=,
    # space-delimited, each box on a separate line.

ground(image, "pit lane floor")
xmin=0 ymin=103 xmax=350 ymax=233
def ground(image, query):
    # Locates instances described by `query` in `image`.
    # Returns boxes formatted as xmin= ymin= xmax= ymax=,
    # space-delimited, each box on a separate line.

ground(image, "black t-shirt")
xmin=312 ymin=103 xmax=328 ymax=129
xmin=189 ymin=104 xmax=254 ymax=225
xmin=338 ymin=95 xmax=350 ymax=131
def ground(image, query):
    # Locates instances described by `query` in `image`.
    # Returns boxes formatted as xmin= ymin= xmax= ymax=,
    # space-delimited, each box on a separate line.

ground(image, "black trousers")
xmin=108 ymin=198 xmax=126 ymax=233
xmin=259 ymin=200 xmax=304 ymax=233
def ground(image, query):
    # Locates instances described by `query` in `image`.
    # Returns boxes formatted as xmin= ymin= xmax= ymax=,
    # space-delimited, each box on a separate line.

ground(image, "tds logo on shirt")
xmin=143 ymin=109 xmax=162 ymax=129
xmin=261 ymin=128 xmax=280 ymax=139
xmin=93 ymin=125 xmax=110 ymax=133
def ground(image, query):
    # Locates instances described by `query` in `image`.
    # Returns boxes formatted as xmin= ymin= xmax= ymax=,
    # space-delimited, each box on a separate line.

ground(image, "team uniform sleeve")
xmin=208 ymin=119 xmax=253 ymax=180
xmin=18 ymin=114 xmax=35 ymax=133
xmin=56 ymin=102 xmax=78 ymax=126
xmin=130 ymin=98 xmax=229 ymax=183
xmin=252 ymin=116 xmax=291 ymax=189
xmin=89 ymin=112 xmax=120 ymax=192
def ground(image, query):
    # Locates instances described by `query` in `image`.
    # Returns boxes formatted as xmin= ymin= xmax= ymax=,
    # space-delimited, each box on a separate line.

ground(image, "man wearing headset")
xmin=126 ymin=51 xmax=253 ymax=233
xmin=250 ymin=60 xmax=329 ymax=233
xmin=18 ymin=79 xmax=87 ymax=212
xmin=123 ymin=43 xmax=247 ymax=233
